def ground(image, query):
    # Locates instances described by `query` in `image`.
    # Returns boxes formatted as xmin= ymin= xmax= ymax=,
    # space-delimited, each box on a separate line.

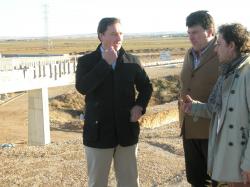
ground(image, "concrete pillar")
xmin=28 ymin=88 xmax=50 ymax=145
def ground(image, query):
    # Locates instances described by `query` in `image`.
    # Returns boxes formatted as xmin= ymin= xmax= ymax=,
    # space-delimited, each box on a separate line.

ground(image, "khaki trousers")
xmin=85 ymin=144 xmax=139 ymax=187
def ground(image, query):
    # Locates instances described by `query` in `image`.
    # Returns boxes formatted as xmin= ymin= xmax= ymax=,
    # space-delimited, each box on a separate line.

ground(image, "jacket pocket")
xmin=83 ymin=102 xmax=99 ymax=141
xmin=130 ymin=122 xmax=140 ymax=137
xmin=83 ymin=121 xmax=99 ymax=142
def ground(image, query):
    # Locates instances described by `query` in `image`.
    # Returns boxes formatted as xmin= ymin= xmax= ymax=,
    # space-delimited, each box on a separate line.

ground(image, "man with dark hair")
xmin=75 ymin=17 xmax=152 ymax=187
xmin=179 ymin=10 xmax=219 ymax=186
xmin=181 ymin=23 xmax=250 ymax=186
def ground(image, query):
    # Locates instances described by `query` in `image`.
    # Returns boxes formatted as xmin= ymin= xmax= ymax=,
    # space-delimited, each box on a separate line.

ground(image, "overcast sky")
xmin=0 ymin=0 xmax=249 ymax=38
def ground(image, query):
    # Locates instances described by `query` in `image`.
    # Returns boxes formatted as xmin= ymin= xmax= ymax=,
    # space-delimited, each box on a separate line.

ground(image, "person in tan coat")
xmin=179 ymin=10 xmax=219 ymax=186
xmin=181 ymin=23 xmax=250 ymax=187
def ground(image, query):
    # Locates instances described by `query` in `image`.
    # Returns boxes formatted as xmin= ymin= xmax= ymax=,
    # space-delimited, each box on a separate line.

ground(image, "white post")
xmin=28 ymin=88 xmax=51 ymax=145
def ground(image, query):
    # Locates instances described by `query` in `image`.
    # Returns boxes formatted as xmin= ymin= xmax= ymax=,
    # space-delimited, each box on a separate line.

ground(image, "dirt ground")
xmin=0 ymin=119 xmax=188 ymax=186
xmin=0 ymin=66 xmax=190 ymax=186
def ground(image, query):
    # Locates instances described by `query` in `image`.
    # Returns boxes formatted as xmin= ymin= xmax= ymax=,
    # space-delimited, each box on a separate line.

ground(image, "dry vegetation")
xmin=0 ymin=37 xmax=189 ymax=55
xmin=151 ymin=76 xmax=180 ymax=105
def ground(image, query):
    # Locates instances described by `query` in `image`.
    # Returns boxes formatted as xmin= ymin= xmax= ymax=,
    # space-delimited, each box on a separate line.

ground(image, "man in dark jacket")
xmin=75 ymin=17 xmax=152 ymax=187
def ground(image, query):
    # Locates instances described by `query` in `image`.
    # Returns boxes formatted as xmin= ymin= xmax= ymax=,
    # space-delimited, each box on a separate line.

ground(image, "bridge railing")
xmin=0 ymin=56 xmax=78 ymax=94
xmin=0 ymin=55 xmax=79 ymax=146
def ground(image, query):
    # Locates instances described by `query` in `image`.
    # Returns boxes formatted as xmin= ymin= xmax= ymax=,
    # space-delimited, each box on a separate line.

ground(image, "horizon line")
xmin=0 ymin=31 xmax=187 ymax=40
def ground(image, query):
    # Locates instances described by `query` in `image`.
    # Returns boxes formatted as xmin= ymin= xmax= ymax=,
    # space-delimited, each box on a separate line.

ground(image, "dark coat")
xmin=75 ymin=45 xmax=152 ymax=148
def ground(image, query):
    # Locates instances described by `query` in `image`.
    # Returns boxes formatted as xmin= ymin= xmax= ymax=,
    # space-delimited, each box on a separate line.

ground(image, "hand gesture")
xmin=180 ymin=95 xmax=193 ymax=114
xmin=130 ymin=105 xmax=143 ymax=122
xmin=102 ymin=46 xmax=118 ymax=65
xmin=242 ymin=171 xmax=250 ymax=184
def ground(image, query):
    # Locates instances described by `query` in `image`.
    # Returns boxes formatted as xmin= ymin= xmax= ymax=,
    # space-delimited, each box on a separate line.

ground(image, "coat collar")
xmin=188 ymin=37 xmax=218 ymax=71
xmin=216 ymin=54 xmax=250 ymax=135
xmin=235 ymin=54 xmax=250 ymax=71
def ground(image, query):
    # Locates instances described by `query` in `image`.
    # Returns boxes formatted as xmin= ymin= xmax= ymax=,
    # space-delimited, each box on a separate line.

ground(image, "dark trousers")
xmin=183 ymin=137 xmax=212 ymax=187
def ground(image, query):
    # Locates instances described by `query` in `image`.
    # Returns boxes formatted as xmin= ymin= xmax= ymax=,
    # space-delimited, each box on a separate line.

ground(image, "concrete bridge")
xmin=0 ymin=55 xmax=77 ymax=145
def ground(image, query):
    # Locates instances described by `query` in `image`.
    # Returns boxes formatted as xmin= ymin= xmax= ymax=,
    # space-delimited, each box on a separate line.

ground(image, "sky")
xmin=0 ymin=0 xmax=249 ymax=38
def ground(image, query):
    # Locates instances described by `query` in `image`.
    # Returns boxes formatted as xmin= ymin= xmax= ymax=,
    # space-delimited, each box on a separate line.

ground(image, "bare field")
xmin=0 ymin=37 xmax=189 ymax=55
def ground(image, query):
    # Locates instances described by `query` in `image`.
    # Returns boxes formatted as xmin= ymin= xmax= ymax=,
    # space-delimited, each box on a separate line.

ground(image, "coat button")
xmin=240 ymin=127 xmax=244 ymax=131
xmin=235 ymin=74 xmax=239 ymax=78
xmin=241 ymin=141 xmax=246 ymax=145
xmin=228 ymin=142 xmax=234 ymax=146
xmin=187 ymin=88 xmax=191 ymax=92
xmin=229 ymin=107 xmax=234 ymax=112
xmin=95 ymin=120 xmax=98 ymax=124
xmin=229 ymin=124 xmax=234 ymax=129
xmin=230 ymin=90 xmax=235 ymax=94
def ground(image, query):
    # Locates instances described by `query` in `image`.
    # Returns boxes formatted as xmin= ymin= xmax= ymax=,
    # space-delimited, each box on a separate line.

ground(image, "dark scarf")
xmin=207 ymin=54 xmax=248 ymax=113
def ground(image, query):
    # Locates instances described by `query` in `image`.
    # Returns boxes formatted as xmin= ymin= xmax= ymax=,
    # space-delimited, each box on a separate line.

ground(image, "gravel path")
xmin=0 ymin=122 xmax=189 ymax=187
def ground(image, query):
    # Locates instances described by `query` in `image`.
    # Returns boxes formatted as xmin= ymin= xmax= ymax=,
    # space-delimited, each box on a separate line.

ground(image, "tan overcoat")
xmin=179 ymin=38 xmax=219 ymax=139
